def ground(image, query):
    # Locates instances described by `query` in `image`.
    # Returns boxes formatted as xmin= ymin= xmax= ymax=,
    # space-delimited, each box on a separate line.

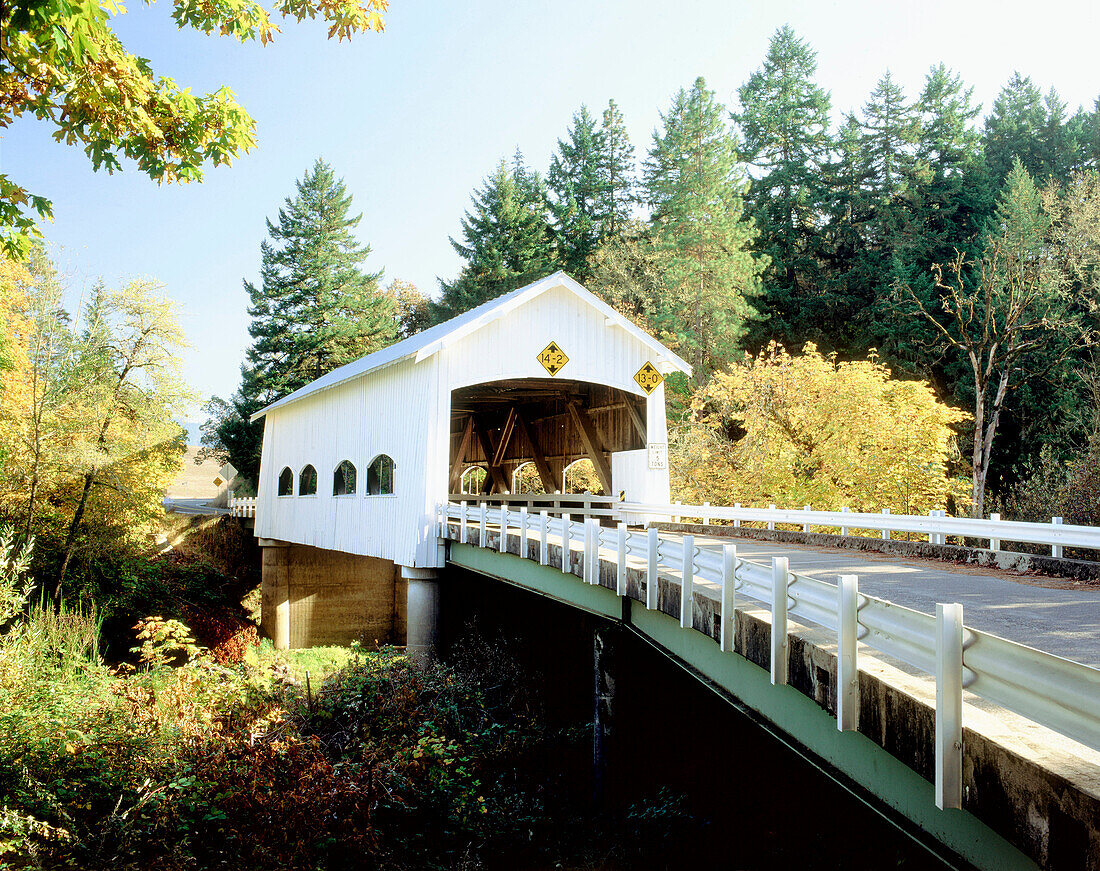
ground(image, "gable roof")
xmin=250 ymin=271 xmax=691 ymax=421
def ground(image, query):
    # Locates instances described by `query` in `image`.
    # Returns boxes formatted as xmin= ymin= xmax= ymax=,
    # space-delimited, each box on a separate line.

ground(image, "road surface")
xmin=688 ymin=532 xmax=1100 ymax=668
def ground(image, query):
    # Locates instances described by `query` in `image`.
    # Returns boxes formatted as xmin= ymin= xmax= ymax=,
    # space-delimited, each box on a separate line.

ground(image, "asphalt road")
xmin=688 ymin=533 xmax=1100 ymax=668
xmin=162 ymin=497 xmax=228 ymax=516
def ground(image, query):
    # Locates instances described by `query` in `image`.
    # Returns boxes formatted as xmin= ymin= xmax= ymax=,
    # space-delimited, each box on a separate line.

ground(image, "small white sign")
xmin=647 ymin=442 xmax=668 ymax=470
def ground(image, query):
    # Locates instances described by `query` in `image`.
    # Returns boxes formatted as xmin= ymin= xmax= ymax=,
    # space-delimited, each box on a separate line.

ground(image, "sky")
xmin=4 ymin=0 xmax=1100 ymax=418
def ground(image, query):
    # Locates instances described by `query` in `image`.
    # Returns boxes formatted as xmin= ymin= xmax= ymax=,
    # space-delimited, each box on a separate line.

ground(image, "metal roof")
xmin=250 ymin=271 xmax=691 ymax=421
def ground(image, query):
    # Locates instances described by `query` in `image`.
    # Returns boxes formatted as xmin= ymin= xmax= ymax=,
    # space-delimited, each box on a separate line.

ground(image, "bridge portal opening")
xmin=448 ymin=378 xmax=647 ymax=497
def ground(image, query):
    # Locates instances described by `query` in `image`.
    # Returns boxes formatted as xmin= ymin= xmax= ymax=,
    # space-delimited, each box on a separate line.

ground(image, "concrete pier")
xmin=403 ymin=567 xmax=441 ymax=659
xmin=593 ymin=623 xmax=620 ymax=806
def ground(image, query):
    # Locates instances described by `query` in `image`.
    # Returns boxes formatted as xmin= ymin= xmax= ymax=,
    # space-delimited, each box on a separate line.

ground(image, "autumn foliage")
xmin=673 ymin=343 xmax=970 ymax=514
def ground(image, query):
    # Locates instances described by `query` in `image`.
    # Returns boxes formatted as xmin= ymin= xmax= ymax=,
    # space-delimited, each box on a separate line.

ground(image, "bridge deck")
xmin=685 ymin=532 xmax=1100 ymax=668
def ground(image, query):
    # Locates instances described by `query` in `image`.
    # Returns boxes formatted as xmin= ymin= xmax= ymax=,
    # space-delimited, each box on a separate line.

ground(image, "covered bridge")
xmin=250 ymin=272 xmax=690 ymax=648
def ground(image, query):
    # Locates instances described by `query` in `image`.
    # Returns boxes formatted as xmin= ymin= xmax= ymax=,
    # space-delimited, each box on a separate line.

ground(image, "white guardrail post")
xmin=585 ymin=518 xmax=599 ymax=585
xmin=499 ymin=502 xmax=508 ymax=553
xmin=540 ymin=511 xmax=549 ymax=565
xmin=519 ymin=506 xmax=528 ymax=557
xmin=561 ymin=513 xmax=571 ymax=575
xmin=480 ymin=502 xmax=488 ymax=548
xmin=771 ymin=557 xmax=789 ymax=685
xmin=837 ymin=574 xmax=859 ymax=731
xmin=768 ymin=504 xmax=776 ymax=531
xmin=460 ymin=501 xmax=468 ymax=543
xmin=720 ymin=544 xmax=737 ymax=653
xmin=1052 ymin=516 xmax=1063 ymax=558
xmin=881 ymin=508 xmax=891 ymax=540
xmin=680 ymin=534 xmax=694 ymax=629
xmin=734 ymin=503 xmax=741 ymax=528
xmin=989 ymin=513 xmax=1000 ymax=552
xmin=840 ymin=506 xmax=850 ymax=536
xmin=936 ymin=603 xmax=964 ymax=810
xmin=616 ymin=522 xmax=628 ymax=596
xmin=803 ymin=505 xmax=811 ymax=533
xmin=646 ymin=527 xmax=659 ymax=609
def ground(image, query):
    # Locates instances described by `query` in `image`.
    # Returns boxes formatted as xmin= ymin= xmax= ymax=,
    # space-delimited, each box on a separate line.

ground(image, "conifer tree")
xmin=735 ymin=25 xmax=833 ymax=349
xmin=837 ymin=73 xmax=920 ymax=350
xmin=210 ymin=159 xmax=394 ymax=481
xmin=547 ymin=103 xmax=637 ymax=281
xmin=983 ymin=73 xmax=1047 ymax=184
xmin=596 ymin=99 xmax=637 ymax=240
xmin=861 ymin=72 xmax=919 ymax=202
xmin=883 ymin=65 xmax=990 ymax=366
xmin=434 ymin=152 xmax=555 ymax=320
xmin=548 ymin=106 xmax=604 ymax=280
xmin=644 ymin=77 xmax=764 ymax=384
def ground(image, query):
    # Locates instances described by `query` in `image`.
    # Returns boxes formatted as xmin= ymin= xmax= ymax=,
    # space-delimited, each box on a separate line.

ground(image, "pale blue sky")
xmin=5 ymin=0 xmax=1099 ymax=411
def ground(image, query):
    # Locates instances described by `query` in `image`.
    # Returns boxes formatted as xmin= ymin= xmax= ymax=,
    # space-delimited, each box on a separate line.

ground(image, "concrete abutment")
xmin=259 ymin=540 xmax=411 ymax=648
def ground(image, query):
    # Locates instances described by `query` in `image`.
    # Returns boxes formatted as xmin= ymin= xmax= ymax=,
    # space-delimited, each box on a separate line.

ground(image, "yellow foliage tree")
xmin=672 ymin=343 xmax=970 ymax=515
xmin=0 ymin=255 xmax=38 ymax=512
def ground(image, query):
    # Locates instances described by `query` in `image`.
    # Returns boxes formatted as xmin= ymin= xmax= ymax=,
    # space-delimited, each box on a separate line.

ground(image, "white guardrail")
xmin=618 ymin=501 xmax=1100 ymax=558
xmin=228 ymin=495 xmax=256 ymax=518
xmin=438 ymin=501 xmax=1100 ymax=811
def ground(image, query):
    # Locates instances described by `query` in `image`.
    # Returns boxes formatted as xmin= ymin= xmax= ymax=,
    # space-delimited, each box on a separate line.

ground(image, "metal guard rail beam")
xmin=439 ymin=501 xmax=1100 ymax=809
xmin=620 ymin=501 xmax=1100 ymax=554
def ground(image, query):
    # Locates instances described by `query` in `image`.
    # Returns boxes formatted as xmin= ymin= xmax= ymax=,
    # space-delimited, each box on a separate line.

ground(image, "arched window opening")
xmin=367 ymin=454 xmax=395 ymax=495
xmin=277 ymin=467 xmax=294 ymax=496
xmin=563 ymin=458 xmax=604 ymax=495
xmin=512 ymin=462 xmax=547 ymax=494
xmin=333 ymin=460 xmax=357 ymax=496
xmin=460 ymin=466 xmax=486 ymax=495
xmin=299 ymin=464 xmax=318 ymax=496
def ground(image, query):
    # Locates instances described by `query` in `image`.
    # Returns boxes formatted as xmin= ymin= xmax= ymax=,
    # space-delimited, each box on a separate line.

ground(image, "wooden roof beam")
xmin=491 ymin=408 xmax=518 ymax=467
xmin=626 ymin=400 xmax=646 ymax=443
xmin=472 ymin=417 xmax=510 ymax=494
xmin=567 ymin=401 xmax=613 ymax=495
xmin=514 ymin=410 xmax=558 ymax=493
xmin=449 ymin=416 xmax=475 ymax=492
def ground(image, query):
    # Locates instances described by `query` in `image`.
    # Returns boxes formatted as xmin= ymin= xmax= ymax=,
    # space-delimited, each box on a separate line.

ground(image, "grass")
xmin=244 ymin=638 xmax=357 ymax=685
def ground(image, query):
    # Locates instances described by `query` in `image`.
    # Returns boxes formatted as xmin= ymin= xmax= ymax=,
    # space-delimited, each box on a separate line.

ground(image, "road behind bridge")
xmin=686 ymin=533 xmax=1100 ymax=668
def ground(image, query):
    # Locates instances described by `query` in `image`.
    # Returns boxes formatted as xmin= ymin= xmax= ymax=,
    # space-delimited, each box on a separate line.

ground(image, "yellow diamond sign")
xmin=634 ymin=361 xmax=664 ymax=395
xmin=537 ymin=341 xmax=569 ymax=376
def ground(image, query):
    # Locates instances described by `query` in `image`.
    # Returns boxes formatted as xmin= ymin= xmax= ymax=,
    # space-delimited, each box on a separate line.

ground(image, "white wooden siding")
xmin=256 ymin=281 xmax=677 ymax=568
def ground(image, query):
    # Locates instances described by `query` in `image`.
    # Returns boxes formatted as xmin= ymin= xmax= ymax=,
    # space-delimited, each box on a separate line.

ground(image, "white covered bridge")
xmin=239 ymin=271 xmax=1100 ymax=870
xmin=249 ymin=272 xmax=689 ymax=649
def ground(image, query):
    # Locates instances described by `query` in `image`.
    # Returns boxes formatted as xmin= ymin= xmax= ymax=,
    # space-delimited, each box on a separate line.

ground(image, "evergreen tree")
xmin=883 ymin=65 xmax=991 ymax=366
xmin=1087 ymin=98 xmax=1100 ymax=170
xmin=596 ymin=99 xmax=637 ymax=240
xmin=861 ymin=71 xmax=919 ymax=202
xmin=433 ymin=152 xmax=555 ymax=321
xmin=547 ymin=101 xmax=637 ymax=282
xmin=983 ymin=73 xmax=1047 ymax=184
xmin=211 ymin=159 xmax=394 ymax=481
xmin=850 ymin=72 xmax=921 ymax=349
xmin=244 ymin=159 xmax=394 ymax=398
xmin=547 ymin=106 xmax=605 ymax=280
xmin=818 ymin=115 xmax=878 ymax=350
xmin=734 ymin=25 xmax=833 ymax=350
xmin=644 ymin=77 xmax=765 ymax=384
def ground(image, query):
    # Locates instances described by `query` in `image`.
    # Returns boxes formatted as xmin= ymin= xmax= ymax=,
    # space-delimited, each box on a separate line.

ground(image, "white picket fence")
xmin=438 ymin=501 xmax=1100 ymax=811
xmin=228 ymin=494 xmax=256 ymax=518
xmin=621 ymin=501 xmax=1095 ymax=558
